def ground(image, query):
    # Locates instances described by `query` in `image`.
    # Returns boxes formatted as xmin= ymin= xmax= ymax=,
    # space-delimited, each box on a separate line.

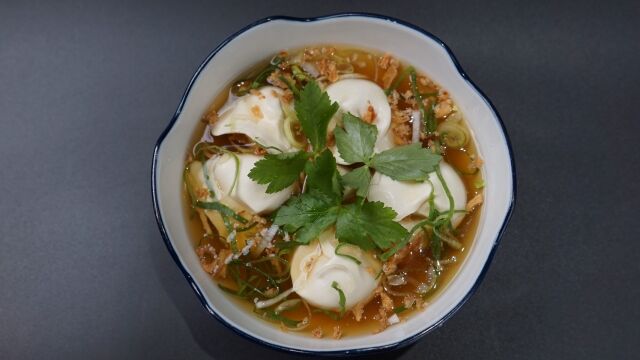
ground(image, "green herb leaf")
xmin=248 ymin=151 xmax=308 ymax=193
xmin=331 ymin=281 xmax=347 ymax=316
xmin=370 ymin=143 xmax=441 ymax=181
xmin=273 ymin=190 xmax=339 ymax=244
xmin=295 ymin=80 xmax=339 ymax=152
xmin=304 ymin=149 xmax=342 ymax=201
xmin=336 ymin=201 xmax=408 ymax=250
xmin=341 ymin=165 xmax=372 ymax=198
xmin=334 ymin=113 xmax=377 ymax=164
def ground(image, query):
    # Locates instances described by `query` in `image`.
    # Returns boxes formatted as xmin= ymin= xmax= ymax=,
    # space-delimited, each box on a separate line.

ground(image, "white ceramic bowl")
xmin=152 ymin=13 xmax=516 ymax=355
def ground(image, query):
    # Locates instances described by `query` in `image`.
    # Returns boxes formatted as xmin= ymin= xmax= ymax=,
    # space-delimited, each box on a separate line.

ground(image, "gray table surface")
xmin=1 ymin=0 xmax=638 ymax=359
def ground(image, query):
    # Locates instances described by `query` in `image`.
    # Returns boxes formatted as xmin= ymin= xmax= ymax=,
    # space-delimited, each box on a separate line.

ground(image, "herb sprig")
xmin=335 ymin=112 xmax=441 ymax=197
xmin=248 ymin=80 xmax=443 ymax=257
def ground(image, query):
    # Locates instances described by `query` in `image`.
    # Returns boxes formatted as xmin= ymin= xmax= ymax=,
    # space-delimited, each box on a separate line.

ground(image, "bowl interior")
xmin=153 ymin=15 xmax=514 ymax=353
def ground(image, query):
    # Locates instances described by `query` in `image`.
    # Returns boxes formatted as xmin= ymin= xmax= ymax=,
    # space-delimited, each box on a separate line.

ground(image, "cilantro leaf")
xmin=370 ymin=143 xmax=441 ymax=181
xmin=294 ymin=207 xmax=340 ymax=244
xmin=336 ymin=201 xmax=408 ymax=250
xmin=304 ymin=149 xmax=342 ymax=201
xmin=341 ymin=165 xmax=372 ymax=198
xmin=273 ymin=190 xmax=339 ymax=244
xmin=334 ymin=113 xmax=377 ymax=164
xmin=295 ymin=80 xmax=339 ymax=152
xmin=335 ymin=205 xmax=373 ymax=250
xmin=248 ymin=151 xmax=308 ymax=193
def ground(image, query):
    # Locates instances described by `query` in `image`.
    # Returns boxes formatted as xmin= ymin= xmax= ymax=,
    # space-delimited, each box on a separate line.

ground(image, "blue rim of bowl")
xmin=152 ymin=12 xmax=517 ymax=356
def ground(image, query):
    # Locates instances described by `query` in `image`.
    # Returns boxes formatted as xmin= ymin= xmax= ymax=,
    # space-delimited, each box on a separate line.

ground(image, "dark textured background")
xmin=1 ymin=0 xmax=638 ymax=359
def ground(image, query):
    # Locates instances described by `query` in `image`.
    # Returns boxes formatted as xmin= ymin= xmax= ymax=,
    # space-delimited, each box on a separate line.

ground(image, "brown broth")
xmin=182 ymin=45 xmax=484 ymax=337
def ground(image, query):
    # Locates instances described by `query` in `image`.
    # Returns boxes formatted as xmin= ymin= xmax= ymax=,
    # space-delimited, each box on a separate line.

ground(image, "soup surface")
xmin=182 ymin=46 xmax=484 ymax=338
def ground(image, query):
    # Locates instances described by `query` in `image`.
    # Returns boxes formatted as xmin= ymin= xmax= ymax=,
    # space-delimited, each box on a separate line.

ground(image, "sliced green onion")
xmin=435 ymin=164 xmax=455 ymax=222
xmin=430 ymin=227 xmax=443 ymax=260
xmin=227 ymin=230 xmax=238 ymax=253
xmin=334 ymin=243 xmax=362 ymax=265
xmin=474 ymin=179 xmax=485 ymax=189
xmin=438 ymin=121 xmax=469 ymax=149
xmin=384 ymin=66 xmax=412 ymax=95
xmin=183 ymin=165 xmax=198 ymax=207
xmin=433 ymin=226 xmax=462 ymax=250
xmin=218 ymin=284 xmax=248 ymax=298
xmin=255 ymin=308 xmax=301 ymax=328
xmin=250 ymin=57 xmax=283 ymax=90
xmin=194 ymin=200 xmax=248 ymax=224
xmin=230 ymin=255 xmax=291 ymax=283
xmin=230 ymin=267 xmax=271 ymax=298
xmin=374 ymin=268 xmax=384 ymax=280
xmin=253 ymin=139 xmax=284 ymax=153
xmin=282 ymin=103 xmax=306 ymax=149
xmin=279 ymin=75 xmax=300 ymax=98
xmin=235 ymin=221 xmax=257 ymax=232
xmin=275 ymin=299 xmax=302 ymax=314
xmin=254 ymin=288 xmax=295 ymax=309
xmin=291 ymin=64 xmax=309 ymax=81
xmin=312 ymin=308 xmax=340 ymax=321
xmin=393 ymin=305 xmax=407 ymax=314
xmin=380 ymin=218 xmax=436 ymax=261
xmin=331 ymin=281 xmax=347 ymax=317
xmin=191 ymin=144 xmax=241 ymax=195
xmin=409 ymin=68 xmax=436 ymax=134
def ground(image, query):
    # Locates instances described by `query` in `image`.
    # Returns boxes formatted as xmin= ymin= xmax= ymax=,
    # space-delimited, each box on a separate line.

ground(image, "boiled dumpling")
xmin=290 ymin=229 xmax=381 ymax=311
xmin=211 ymin=86 xmax=294 ymax=152
xmin=326 ymin=79 xmax=392 ymax=164
xmin=367 ymin=172 xmax=433 ymax=221
xmin=204 ymin=153 xmax=293 ymax=214
xmin=418 ymin=162 xmax=467 ymax=227
xmin=368 ymin=162 xmax=467 ymax=227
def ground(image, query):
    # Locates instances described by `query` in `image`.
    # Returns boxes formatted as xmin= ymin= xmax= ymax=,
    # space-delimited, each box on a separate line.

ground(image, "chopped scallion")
xmin=393 ymin=305 xmax=407 ymax=314
xmin=384 ymin=66 xmax=412 ymax=95
xmin=334 ymin=243 xmax=362 ymax=265
xmin=331 ymin=281 xmax=346 ymax=317
xmin=409 ymin=68 xmax=436 ymax=134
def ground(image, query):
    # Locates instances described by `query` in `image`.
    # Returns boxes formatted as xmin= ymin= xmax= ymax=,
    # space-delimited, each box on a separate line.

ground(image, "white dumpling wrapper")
xmin=211 ymin=86 xmax=294 ymax=152
xmin=204 ymin=153 xmax=293 ymax=214
xmin=326 ymin=79 xmax=392 ymax=164
xmin=367 ymin=172 xmax=433 ymax=221
xmin=290 ymin=230 xmax=381 ymax=311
